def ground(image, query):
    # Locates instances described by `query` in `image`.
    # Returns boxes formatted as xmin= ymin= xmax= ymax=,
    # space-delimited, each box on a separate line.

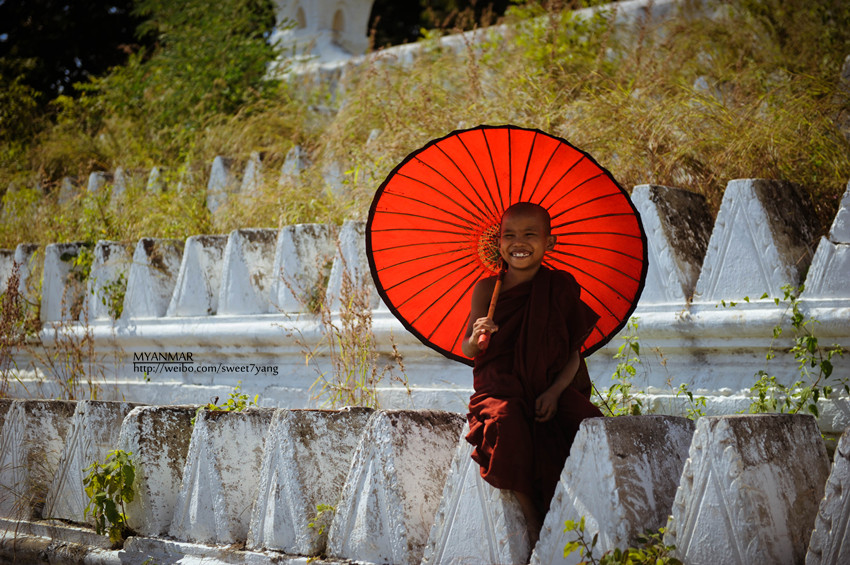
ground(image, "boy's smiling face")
xmin=499 ymin=205 xmax=556 ymax=272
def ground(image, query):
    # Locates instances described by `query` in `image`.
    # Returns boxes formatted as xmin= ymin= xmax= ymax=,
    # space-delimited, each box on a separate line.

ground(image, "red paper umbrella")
xmin=366 ymin=124 xmax=647 ymax=366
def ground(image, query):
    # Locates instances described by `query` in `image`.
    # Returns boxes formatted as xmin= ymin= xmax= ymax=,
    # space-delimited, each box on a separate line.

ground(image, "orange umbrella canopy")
xmin=367 ymin=125 xmax=647 ymax=366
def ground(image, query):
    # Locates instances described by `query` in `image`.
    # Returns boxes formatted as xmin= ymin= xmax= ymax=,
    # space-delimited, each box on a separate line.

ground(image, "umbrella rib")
xmin=445 ymin=276 xmax=482 ymax=354
xmin=378 ymin=247 xmax=476 ymax=273
xmin=377 ymin=200 xmax=476 ymax=232
xmin=552 ymin=250 xmax=643 ymax=284
xmin=409 ymin=260 xmax=482 ymax=327
xmin=457 ymin=134 xmax=502 ymax=219
xmin=549 ymin=187 xmax=624 ymax=221
xmin=439 ymin=139 xmax=501 ymax=224
xmin=371 ymin=238 xmax=469 ymax=254
xmin=406 ymin=157 xmax=494 ymax=222
xmin=481 ymin=129 xmax=505 ymax=211
xmin=553 ymin=211 xmax=644 ymax=231
xmin=517 ymin=131 xmax=538 ymax=203
xmin=536 ymin=155 xmax=587 ymax=205
xmin=399 ymin=259 xmax=481 ymax=324
xmin=524 ymin=141 xmax=563 ymax=203
xmin=546 ymin=254 xmax=637 ymax=304
xmin=371 ymin=226 xmax=470 ymax=237
xmin=383 ymin=254 xmax=481 ymax=297
xmin=385 ymin=180 xmax=482 ymax=229
xmin=553 ymin=241 xmax=645 ymax=262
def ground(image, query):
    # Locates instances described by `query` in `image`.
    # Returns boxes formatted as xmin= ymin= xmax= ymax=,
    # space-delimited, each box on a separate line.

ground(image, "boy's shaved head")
xmin=502 ymin=202 xmax=552 ymax=235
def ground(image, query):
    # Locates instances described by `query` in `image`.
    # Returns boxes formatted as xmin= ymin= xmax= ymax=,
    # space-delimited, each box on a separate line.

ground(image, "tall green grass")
xmin=1 ymin=0 xmax=848 ymax=249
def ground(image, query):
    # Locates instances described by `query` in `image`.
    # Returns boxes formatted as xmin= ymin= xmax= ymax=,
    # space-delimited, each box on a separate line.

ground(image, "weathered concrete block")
xmin=166 ymin=235 xmax=228 ymax=317
xmin=665 ymin=414 xmax=829 ymax=565
xmin=326 ymin=410 xmax=465 ymax=565
xmin=693 ymin=179 xmax=817 ymax=302
xmin=122 ymin=238 xmax=185 ymax=319
xmin=117 ymin=405 xmax=195 ymax=536
xmin=807 ymin=427 xmax=850 ymax=564
xmin=0 ymin=399 xmax=14 ymax=431
xmin=247 ymin=407 xmax=373 ymax=555
xmin=0 ymin=400 xmax=76 ymax=519
xmin=13 ymin=243 xmax=39 ymax=303
xmin=829 ymin=181 xmax=850 ymax=242
xmin=58 ymin=176 xmax=77 ymax=204
xmin=0 ymin=250 xmax=14 ymax=293
xmin=206 ymin=156 xmax=237 ymax=214
xmin=86 ymin=171 xmax=112 ymax=194
xmin=269 ymin=223 xmax=337 ymax=313
xmin=532 ymin=415 xmax=694 ymax=565
xmin=217 ymin=228 xmax=278 ymax=315
xmin=632 ymin=185 xmax=711 ymax=304
xmin=111 ymin=166 xmax=128 ymax=201
xmin=422 ymin=422 xmax=530 ymax=565
xmin=802 ymin=237 xmax=850 ymax=299
xmin=85 ymin=240 xmax=133 ymax=320
xmin=43 ymin=400 xmax=140 ymax=524
xmin=241 ymin=151 xmax=264 ymax=196
xmin=326 ymin=220 xmax=380 ymax=312
xmin=279 ymin=145 xmax=310 ymax=187
xmin=169 ymin=407 xmax=275 ymax=545
xmin=41 ymin=242 xmax=89 ymax=322
xmin=146 ymin=166 xmax=167 ymax=192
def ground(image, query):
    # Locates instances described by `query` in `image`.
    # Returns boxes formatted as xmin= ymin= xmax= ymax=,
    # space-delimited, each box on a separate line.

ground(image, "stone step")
xmin=664 ymin=414 xmax=829 ymax=565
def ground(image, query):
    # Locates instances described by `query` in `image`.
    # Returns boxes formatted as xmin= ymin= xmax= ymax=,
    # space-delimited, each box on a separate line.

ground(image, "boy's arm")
xmin=461 ymin=278 xmax=498 ymax=358
xmin=535 ymin=348 xmax=580 ymax=422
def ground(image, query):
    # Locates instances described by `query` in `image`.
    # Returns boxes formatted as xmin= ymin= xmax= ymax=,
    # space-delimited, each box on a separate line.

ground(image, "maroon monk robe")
xmin=465 ymin=266 xmax=603 ymax=512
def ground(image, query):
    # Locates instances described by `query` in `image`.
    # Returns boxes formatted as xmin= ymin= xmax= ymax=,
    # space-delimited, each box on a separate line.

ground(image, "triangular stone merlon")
xmin=422 ymin=422 xmax=530 ymax=565
xmin=247 ymin=407 xmax=373 ymax=555
xmin=807 ymin=426 xmax=850 ymax=564
xmin=169 ymin=407 xmax=275 ymax=545
xmin=43 ymin=400 xmax=141 ymax=524
xmin=217 ymin=228 xmax=279 ymax=315
xmin=693 ymin=179 xmax=818 ymax=303
xmin=664 ymin=414 xmax=829 ymax=565
xmin=326 ymin=410 xmax=465 ymax=565
xmin=117 ymin=405 xmax=195 ymax=537
xmin=166 ymin=235 xmax=228 ymax=317
xmin=632 ymin=185 xmax=712 ymax=305
xmin=532 ymin=415 xmax=694 ymax=565
xmin=269 ymin=223 xmax=338 ymax=314
xmin=122 ymin=238 xmax=185 ymax=319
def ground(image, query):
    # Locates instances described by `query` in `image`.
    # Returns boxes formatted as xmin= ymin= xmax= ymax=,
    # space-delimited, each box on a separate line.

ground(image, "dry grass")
xmin=0 ymin=0 xmax=848 ymax=249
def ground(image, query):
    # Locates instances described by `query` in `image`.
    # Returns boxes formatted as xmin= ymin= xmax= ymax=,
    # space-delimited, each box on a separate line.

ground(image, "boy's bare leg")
xmin=513 ymin=490 xmax=542 ymax=547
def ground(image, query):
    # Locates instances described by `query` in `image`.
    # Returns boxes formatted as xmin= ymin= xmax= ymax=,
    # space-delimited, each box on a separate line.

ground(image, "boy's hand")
xmin=470 ymin=317 xmax=498 ymax=345
xmin=535 ymin=390 xmax=559 ymax=422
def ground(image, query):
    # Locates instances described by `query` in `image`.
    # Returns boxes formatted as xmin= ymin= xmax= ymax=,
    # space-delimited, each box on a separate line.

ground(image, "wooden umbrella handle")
xmin=477 ymin=265 xmax=506 ymax=351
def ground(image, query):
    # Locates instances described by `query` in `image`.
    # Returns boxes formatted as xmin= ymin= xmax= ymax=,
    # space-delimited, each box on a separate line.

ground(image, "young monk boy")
xmin=461 ymin=202 xmax=603 ymax=545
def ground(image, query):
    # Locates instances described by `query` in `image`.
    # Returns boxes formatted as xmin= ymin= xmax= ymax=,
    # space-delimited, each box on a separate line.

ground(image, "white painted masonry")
xmin=664 ymin=414 xmax=829 ymax=565
xmin=422 ymin=423 xmax=530 ymax=565
xmin=532 ymin=416 xmax=694 ymax=565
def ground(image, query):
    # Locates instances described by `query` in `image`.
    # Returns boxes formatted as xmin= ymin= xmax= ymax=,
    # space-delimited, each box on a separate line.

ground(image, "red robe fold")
xmin=465 ymin=266 xmax=603 ymax=512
